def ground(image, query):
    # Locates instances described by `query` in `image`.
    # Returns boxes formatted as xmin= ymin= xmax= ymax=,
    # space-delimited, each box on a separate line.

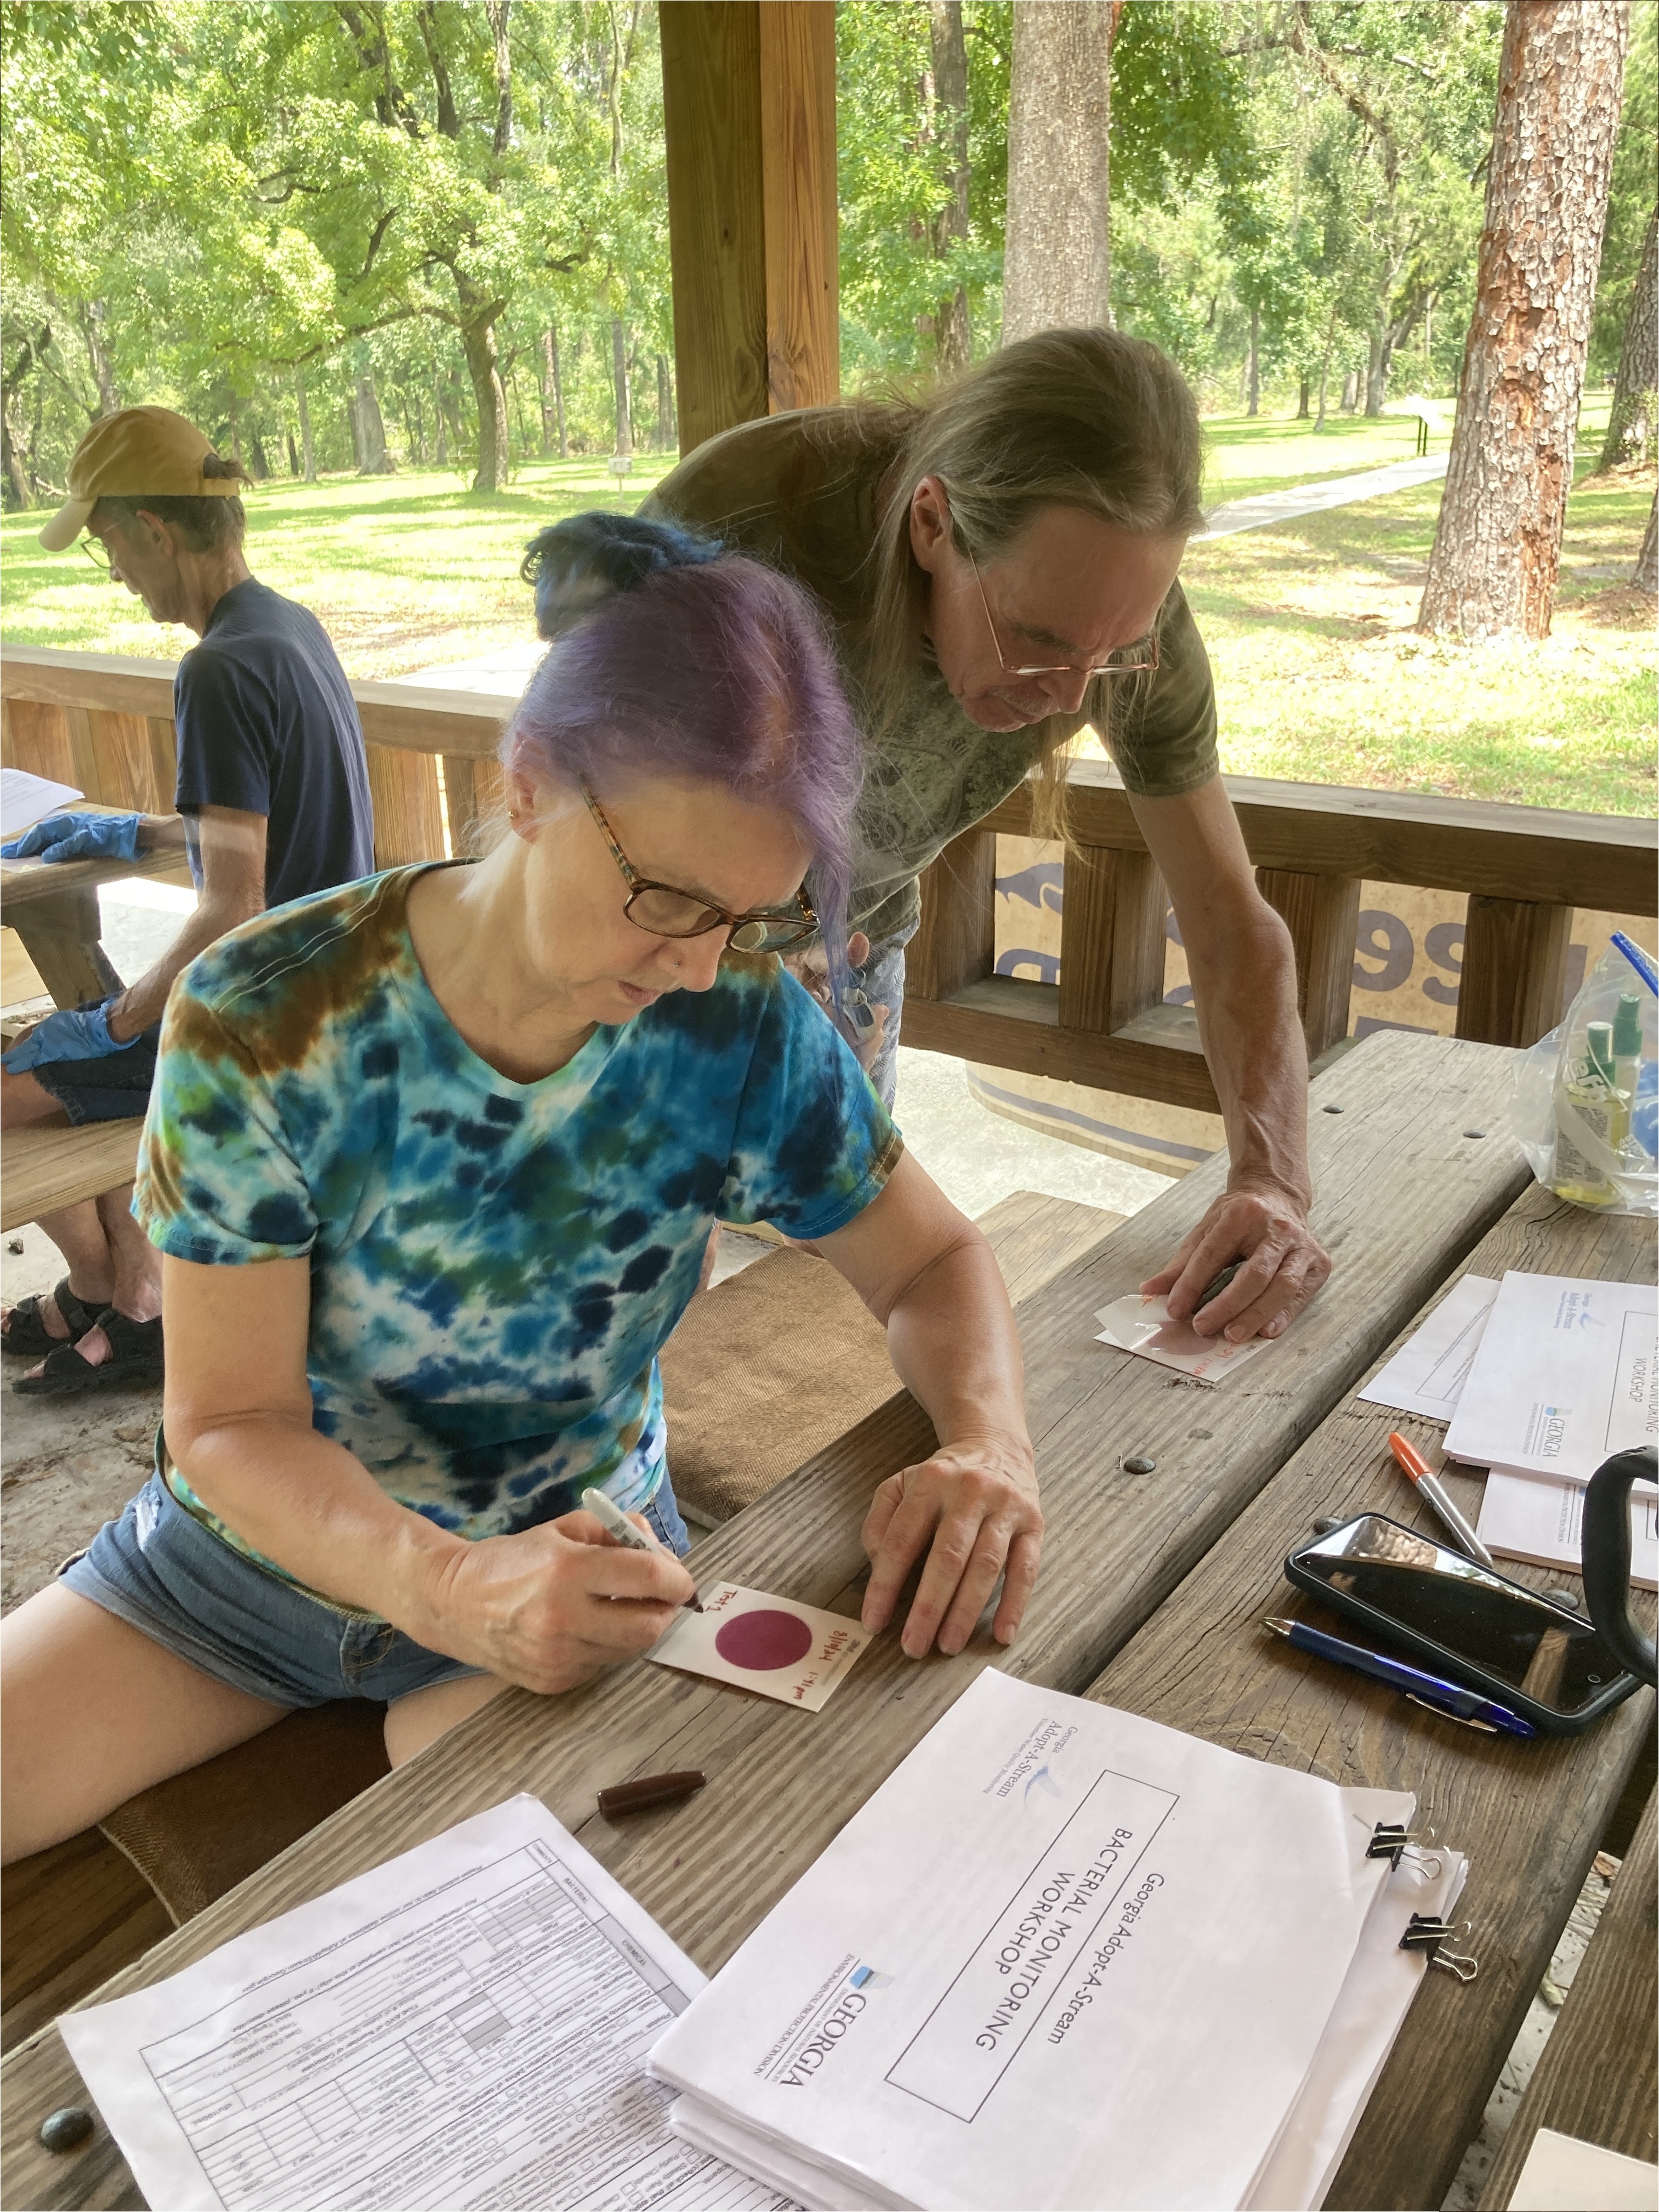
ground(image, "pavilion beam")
xmin=660 ymin=0 xmax=838 ymax=456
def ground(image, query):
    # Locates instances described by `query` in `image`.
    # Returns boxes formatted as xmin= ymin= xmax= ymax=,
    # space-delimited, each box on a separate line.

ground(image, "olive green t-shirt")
xmin=642 ymin=409 xmax=1218 ymax=949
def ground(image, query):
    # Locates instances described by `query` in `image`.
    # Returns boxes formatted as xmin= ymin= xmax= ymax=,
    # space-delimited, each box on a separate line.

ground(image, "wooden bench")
xmin=1082 ymin=1178 xmax=1657 ymax=2212
xmin=1 ymin=1120 xmax=143 ymax=1231
xmin=1476 ymin=1790 xmax=1658 ymax=2208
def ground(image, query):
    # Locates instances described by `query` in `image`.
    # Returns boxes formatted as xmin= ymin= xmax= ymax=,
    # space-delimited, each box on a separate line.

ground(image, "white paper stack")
xmin=1444 ymin=1272 xmax=1657 ymax=1489
xmin=650 ymin=1670 xmax=1465 ymax=2212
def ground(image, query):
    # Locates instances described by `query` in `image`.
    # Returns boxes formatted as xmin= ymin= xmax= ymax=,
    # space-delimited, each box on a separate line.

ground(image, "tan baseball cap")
xmin=39 ymin=406 xmax=246 ymax=552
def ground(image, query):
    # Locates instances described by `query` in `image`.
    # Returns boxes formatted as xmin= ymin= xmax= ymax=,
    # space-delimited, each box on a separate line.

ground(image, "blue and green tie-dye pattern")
xmin=135 ymin=866 xmax=901 ymax=1562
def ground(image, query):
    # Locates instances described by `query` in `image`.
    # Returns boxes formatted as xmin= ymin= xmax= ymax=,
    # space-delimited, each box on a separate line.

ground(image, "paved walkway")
xmin=1194 ymin=449 xmax=1448 ymax=541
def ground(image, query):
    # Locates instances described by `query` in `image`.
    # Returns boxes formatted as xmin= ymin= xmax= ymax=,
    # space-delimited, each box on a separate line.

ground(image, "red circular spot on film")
xmin=714 ymin=1608 xmax=815 ymax=1672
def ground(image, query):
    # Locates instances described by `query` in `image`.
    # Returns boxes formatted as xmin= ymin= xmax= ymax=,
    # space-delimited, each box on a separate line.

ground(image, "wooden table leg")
xmin=6 ymin=889 xmax=122 ymax=1010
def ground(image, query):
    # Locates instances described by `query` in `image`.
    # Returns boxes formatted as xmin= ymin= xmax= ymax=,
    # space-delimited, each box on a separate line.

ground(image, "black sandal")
xmin=1 ymin=1277 xmax=102 ymax=1359
xmin=13 ymin=1308 xmax=164 ymax=1396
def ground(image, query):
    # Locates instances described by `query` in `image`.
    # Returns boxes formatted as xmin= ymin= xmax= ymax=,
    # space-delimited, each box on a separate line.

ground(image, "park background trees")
xmin=1 ymin=0 xmax=1653 ymax=506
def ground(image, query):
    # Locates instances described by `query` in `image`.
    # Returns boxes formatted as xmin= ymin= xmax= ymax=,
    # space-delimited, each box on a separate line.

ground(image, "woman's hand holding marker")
xmin=405 ymin=1511 xmax=697 ymax=1698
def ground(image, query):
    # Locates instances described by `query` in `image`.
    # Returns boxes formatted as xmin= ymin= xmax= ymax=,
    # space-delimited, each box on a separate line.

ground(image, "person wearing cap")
xmin=0 ymin=405 xmax=374 ymax=1395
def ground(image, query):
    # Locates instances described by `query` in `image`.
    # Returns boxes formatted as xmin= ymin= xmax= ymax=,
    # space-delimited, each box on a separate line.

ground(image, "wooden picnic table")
xmin=1 ymin=1026 xmax=1640 ymax=2209
xmin=1475 ymin=1789 xmax=1657 ymax=2207
xmin=1087 ymin=1178 xmax=1657 ymax=2211
xmin=1 ymin=807 xmax=187 ymax=1012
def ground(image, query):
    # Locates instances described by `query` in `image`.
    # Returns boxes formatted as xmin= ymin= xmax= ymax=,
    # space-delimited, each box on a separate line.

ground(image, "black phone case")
xmin=1284 ymin=1517 xmax=1641 ymax=1737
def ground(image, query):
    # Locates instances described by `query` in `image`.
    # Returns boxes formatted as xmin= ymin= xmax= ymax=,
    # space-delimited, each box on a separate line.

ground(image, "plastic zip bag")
xmin=1510 ymin=934 xmax=1658 ymax=1216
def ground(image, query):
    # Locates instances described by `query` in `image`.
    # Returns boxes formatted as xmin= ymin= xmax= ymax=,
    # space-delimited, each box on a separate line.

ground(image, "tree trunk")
xmin=929 ymin=0 xmax=974 ymax=375
xmin=1635 ymin=489 xmax=1657 ymax=592
xmin=355 ymin=374 xmax=394 ymax=474
xmin=460 ymin=315 xmax=509 ymax=492
xmin=1296 ymin=373 xmax=1311 ymax=420
xmin=1002 ymin=0 xmax=1118 ymax=342
xmin=1339 ymin=369 xmax=1359 ymax=413
xmin=346 ymin=393 xmax=362 ymax=469
xmin=286 ymin=427 xmax=299 ymax=476
xmin=79 ymin=302 xmax=118 ymax=416
xmin=611 ymin=317 xmax=633 ymax=457
xmin=1247 ymin=307 xmax=1261 ymax=417
xmin=247 ymin=422 xmax=272 ymax=480
xmin=295 ymin=371 xmax=316 ymax=481
xmin=434 ymin=376 xmax=449 ymax=466
xmin=1363 ymin=325 xmax=1386 ymax=417
xmin=656 ymin=353 xmax=676 ymax=452
xmin=544 ymin=324 xmax=569 ymax=457
xmin=1419 ymin=0 xmax=1629 ymax=642
xmin=1 ymin=402 xmax=29 ymax=509
xmin=1598 ymin=196 xmax=1658 ymax=472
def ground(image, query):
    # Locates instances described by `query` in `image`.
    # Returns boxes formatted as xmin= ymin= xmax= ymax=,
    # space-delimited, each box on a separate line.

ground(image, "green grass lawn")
xmin=2 ymin=404 xmax=1652 ymax=815
xmin=0 ymin=453 xmax=679 ymax=679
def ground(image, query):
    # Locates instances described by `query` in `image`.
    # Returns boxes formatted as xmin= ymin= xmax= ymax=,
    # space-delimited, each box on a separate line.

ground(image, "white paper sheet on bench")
xmin=1357 ymin=1274 xmax=1499 ymax=1422
xmin=60 ymin=1793 xmax=793 ymax=2212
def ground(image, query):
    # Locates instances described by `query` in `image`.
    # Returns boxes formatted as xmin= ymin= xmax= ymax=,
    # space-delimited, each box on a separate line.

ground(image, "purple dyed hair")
xmin=502 ymin=545 xmax=863 ymax=988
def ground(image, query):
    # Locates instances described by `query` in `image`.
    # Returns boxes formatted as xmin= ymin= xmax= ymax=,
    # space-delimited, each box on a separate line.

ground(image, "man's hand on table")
xmin=1141 ymin=1181 xmax=1331 ymax=1344
xmin=401 ymin=1507 xmax=698 ymax=1697
xmin=860 ymin=1433 xmax=1042 ymax=1660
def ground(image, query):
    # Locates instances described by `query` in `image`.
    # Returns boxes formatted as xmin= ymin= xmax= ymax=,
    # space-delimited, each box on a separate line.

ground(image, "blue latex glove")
xmin=2 ymin=1000 xmax=138 ymax=1073
xmin=1 ymin=810 xmax=143 ymax=864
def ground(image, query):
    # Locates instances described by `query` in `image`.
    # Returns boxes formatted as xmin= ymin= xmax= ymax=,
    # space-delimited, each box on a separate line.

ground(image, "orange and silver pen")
xmin=1387 ymin=1431 xmax=1496 ymax=1569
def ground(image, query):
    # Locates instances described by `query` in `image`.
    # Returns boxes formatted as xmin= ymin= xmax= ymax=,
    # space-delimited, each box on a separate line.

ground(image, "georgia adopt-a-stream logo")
xmin=758 ymin=1959 xmax=894 ymax=2089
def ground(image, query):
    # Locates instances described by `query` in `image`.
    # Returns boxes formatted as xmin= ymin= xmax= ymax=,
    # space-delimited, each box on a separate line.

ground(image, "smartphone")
xmin=1285 ymin=1513 xmax=1643 ymax=1736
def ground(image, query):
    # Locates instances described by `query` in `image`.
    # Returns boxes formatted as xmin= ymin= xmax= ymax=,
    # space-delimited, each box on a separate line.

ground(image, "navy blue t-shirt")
xmin=173 ymin=578 xmax=374 ymax=909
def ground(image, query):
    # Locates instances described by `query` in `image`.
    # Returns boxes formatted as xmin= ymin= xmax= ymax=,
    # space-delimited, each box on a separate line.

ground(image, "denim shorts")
xmin=30 ymin=1016 xmax=162 ymax=1127
xmin=60 ymin=1470 xmax=693 ymax=1709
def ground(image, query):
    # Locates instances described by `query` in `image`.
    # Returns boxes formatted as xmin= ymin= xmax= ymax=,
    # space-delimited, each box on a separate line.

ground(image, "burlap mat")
xmin=100 ymin=1701 xmax=390 ymax=1925
xmin=660 ymin=1245 xmax=897 ymax=1524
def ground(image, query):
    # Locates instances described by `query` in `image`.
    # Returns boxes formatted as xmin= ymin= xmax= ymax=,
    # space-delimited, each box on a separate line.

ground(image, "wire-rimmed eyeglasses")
xmin=80 ymin=534 xmax=112 ymax=571
xmin=968 ymin=548 xmax=1160 ymax=680
xmin=581 ymin=781 xmax=818 ymax=952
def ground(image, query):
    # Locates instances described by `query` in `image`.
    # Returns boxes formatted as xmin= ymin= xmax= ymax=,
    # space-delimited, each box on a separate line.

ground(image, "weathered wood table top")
xmin=1084 ymin=1179 xmax=1657 ymax=2212
xmin=1 ymin=1030 xmax=1544 ymax=2207
xmin=1475 ymin=1789 xmax=1657 ymax=2209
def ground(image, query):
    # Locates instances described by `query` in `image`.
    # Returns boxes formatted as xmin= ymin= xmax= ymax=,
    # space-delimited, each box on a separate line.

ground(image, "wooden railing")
xmin=4 ymin=645 xmax=1655 ymax=1115
xmin=908 ymin=761 xmax=1657 ymax=1111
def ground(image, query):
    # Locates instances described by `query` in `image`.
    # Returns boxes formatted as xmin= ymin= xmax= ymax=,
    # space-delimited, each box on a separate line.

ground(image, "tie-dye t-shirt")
xmin=135 ymin=866 xmax=901 ymax=1555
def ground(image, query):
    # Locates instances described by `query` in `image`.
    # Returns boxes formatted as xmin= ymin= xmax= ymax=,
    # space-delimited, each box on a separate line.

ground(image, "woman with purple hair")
xmin=1 ymin=518 xmax=1040 ymax=1861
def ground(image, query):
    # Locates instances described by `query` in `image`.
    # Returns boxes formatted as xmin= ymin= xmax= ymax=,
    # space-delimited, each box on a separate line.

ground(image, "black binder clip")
xmin=1400 ymin=1914 xmax=1479 ymax=1982
xmin=1367 ymin=1822 xmax=1417 ymax=1868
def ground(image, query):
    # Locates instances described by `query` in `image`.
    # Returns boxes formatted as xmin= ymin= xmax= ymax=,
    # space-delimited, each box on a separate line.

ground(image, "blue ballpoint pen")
xmin=1264 ymin=1617 xmax=1537 ymax=1739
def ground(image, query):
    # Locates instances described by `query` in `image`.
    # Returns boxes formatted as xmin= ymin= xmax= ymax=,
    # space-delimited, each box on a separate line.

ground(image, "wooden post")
xmin=365 ymin=749 xmax=446 ymax=870
xmin=660 ymin=0 xmax=838 ymax=455
xmin=441 ymin=757 xmax=505 ymax=858
xmin=1058 ymin=845 xmax=1166 ymax=1034
xmin=910 ymin=830 xmax=997 ymax=1001
xmin=1455 ymin=895 xmax=1572 ymax=1048
xmin=1257 ymin=867 xmax=1361 ymax=1059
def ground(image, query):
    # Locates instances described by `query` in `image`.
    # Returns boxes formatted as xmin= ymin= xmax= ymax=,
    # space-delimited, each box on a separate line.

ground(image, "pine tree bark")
xmin=1597 ymin=196 xmax=1658 ymax=472
xmin=611 ymin=317 xmax=633 ymax=458
xmin=1419 ymin=0 xmax=1629 ymax=642
xmin=1002 ymin=0 xmax=1120 ymax=342
xmin=928 ymin=0 xmax=973 ymax=375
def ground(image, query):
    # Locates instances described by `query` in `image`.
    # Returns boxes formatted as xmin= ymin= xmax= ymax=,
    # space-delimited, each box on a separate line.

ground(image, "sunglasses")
xmin=581 ymin=782 xmax=818 ymax=951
